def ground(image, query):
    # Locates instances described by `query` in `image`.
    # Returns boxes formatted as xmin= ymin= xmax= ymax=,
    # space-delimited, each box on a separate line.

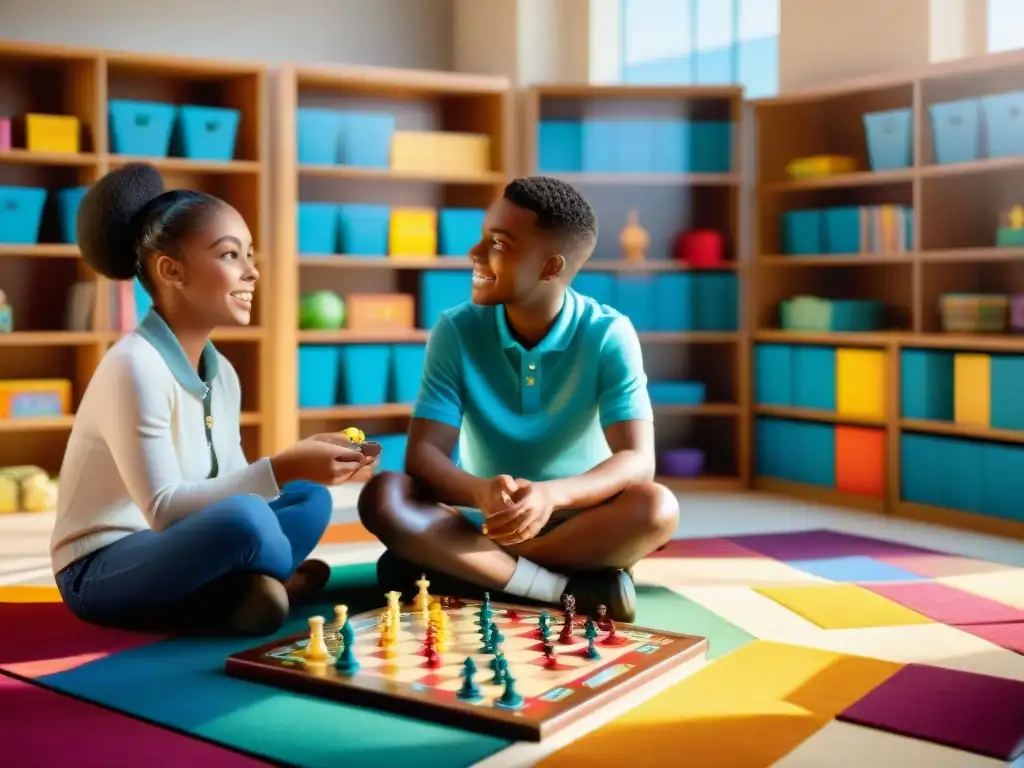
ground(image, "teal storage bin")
xmin=863 ymin=108 xmax=913 ymax=171
xmin=297 ymin=202 xmax=339 ymax=254
xmin=616 ymin=121 xmax=656 ymax=173
xmin=572 ymin=273 xmax=616 ymax=307
xmin=754 ymin=344 xmax=793 ymax=405
xmin=372 ymin=434 xmax=409 ymax=474
xmin=175 ymin=105 xmax=240 ymax=161
xmin=928 ymin=99 xmax=981 ymax=165
xmin=338 ymin=203 xmax=390 ymax=255
xmin=655 ymin=273 xmax=693 ymax=331
xmin=298 ymin=345 xmax=340 ymax=408
xmin=581 ymin=119 xmax=618 ymax=173
xmin=823 ymin=206 xmax=862 ymax=254
xmin=339 ymin=345 xmax=391 ymax=405
xmin=900 ymin=433 xmax=944 ymax=507
xmin=0 ymin=186 xmax=46 ymax=244
xmin=651 ymin=119 xmax=689 ymax=173
xmin=794 ymin=421 xmax=836 ymax=487
xmin=296 ymin=108 xmax=344 ymax=164
xmin=781 ymin=210 xmax=824 ymax=255
xmin=792 ymin=346 xmax=836 ymax=411
xmin=755 ymin=417 xmax=790 ymax=479
xmin=392 ymin=344 xmax=427 ymax=403
xmin=831 ymin=299 xmax=883 ymax=332
xmin=980 ymin=90 xmax=1024 ymax=158
xmin=340 ymin=111 xmax=395 ymax=168
xmin=647 ymin=381 xmax=705 ymax=405
xmin=420 ymin=271 xmax=470 ymax=328
xmin=689 ymin=121 xmax=732 ymax=173
xmin=56 ymin=186 xmax=88 ymax=244
xmin=940 ymin=437 xmax=982 ymax=513
xmin=108 ymin=100 xmax=176 ymax=157
xmin=693 ymin=272 xmax=737 ymax=331
xmin=538 ymin=120 xmax=583 ymax=172
xmin=990 ymin=354 xmax=1024 ymax=430
xmin=901 ymin=349 xmax=954 ymax=420
xmin=981 ymin=443 xmax=1024 ymax=521
xmin=614 ymin=275 xmax=655 ymax=331
xmin=439 ymin=208 xmax=486 ymax=256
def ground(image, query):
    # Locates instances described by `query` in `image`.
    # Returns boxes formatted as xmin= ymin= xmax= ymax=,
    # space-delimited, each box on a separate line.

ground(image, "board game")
xmin=225 ymin=584 xmax=708 ymax=742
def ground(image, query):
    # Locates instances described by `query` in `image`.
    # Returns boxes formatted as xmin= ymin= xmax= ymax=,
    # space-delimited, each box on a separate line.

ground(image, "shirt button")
xmin=525 ymin=376 xmax=536 ymax=387
xmin=528 ymin=362 xmax=537 ymax=371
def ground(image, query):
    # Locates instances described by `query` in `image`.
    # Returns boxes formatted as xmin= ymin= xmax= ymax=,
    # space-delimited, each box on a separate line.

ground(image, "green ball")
xmin=299 ymin=291 xmax=345 ymax=330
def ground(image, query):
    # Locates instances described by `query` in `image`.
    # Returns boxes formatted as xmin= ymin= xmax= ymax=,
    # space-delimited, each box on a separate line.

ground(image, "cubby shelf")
xmin=751 ymin=49 xmax=1024 ymax=540
xmin=525 ymin=84 xmax=748 ymax=488
xmin=0 ymin=41 xmax=270 ymax=473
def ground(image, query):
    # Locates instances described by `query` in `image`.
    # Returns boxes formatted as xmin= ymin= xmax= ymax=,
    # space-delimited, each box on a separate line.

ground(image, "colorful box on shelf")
xmin=647 ymin=381 xmax=705 ymax=405
xmin=297 ymin=202 xmax=340 ymax=254
xmin=173 ymin=105 xmax=240 ymax=161
xmin=835 ymin=425 xmax=885 ymax=497
xmin=781 ymin=206 xmax=913 ymax=255
xmin=391 ymin=131 xmax=490 ymax=175
xmin=56 ymin=186 xmax=89 ymax=245
xmin=928 ymin=98 xmax=981 ymax=165
xmin=901 ymin=349 xmax=955 ymax=421
xmin=389 ymin=208 xmax=437 ymax=256
xmin=296 ymin=108 xmax=345 ymax=165
xmin=784 ymin=155 xmax=856 ymax=180
xmin=439 ymin=208 xmax=486 ymax=256
xmin=755 ymin=417 xmax=836 ymax=487
xmin=605 ymin=272 xmax=737 ymax=332
xmin=837 ymin=348 xmax=886 ymax=420
xmin=419 ymin=270 xmax=470 ymax=329
xmin=392 ymin=344 xmax=427 ymax=403
xmin=296 ymin=344 xmax=394 ymax=407
xmin=938 ymin=293 xmax=1008 ymax=333
xmin=779 ymin=296 xmax=883 ymax=332
xmin=0 ymin=379 xmax=71 ymax=418
xmin=905 ymin=349 xmax=1024 ymax=430
xmin=341 ymin=203 xmax=391 ymax=255
xmin=657 ymin=448 xmax=704 ymax=478
xmin=0 ymin=186 xmax=46 ymax=244
xmin=25 ymin=113 xmax=80 ymax=154
xmin=862 ymin=108 xmax=913 ymax=171
xmin=345 ymin=293 xmax=415 ymax=331
xmin=980 ymin=90 xmax=1024 ymax=159
xmin=954 ymin=353 xmax=991 ymax=427
xmin=295 ymin=108 xmax=395 ymax=167
xmin=108 ymin=100 xmax=177 ymax=157
xmin=991 ymin=355 xmax=1024 ymax=430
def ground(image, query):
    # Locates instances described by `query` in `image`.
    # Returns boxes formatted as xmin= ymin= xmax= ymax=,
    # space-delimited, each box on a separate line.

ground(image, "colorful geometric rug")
xmin=1 ymin=530 xmax=1022 ymax=767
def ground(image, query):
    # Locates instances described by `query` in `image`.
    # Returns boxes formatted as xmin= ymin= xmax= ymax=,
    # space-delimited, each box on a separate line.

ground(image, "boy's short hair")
xmin=503 ymin=176 xmax=598 ymax=266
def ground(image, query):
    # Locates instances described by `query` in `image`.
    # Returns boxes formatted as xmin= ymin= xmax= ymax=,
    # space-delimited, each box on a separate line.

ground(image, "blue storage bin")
xmin=990 ymin=355 xmax=1024 ymax=430
xmin=581 ymin=119 xmax=619 ymax=173
xmin=980 ymin=90 xmax=1024 ymax=158
xmin=755 ymin=344 xmax=793 ymax=405
xmin=981 ymin=443 xmax=1024 ymax=521
xmin=0 ymin=186 xmax=46 ymax=244
xmin=538 ymin=120 xmax=583 ymax=173
xmin=655 ymin=273 xmax=693 ymax=331
xmin=901 ymin=349 xmax=954 ymax=420
xmin=175 ymin=105 xmax=240 ymax=161
xmin=830 ymin=299 xmax=883 ymax=332
xmin=339 ymin=111 xmax=395 ymax=168
xmin=781 ymin=210 xmax=824 ymax=255
xmin=338 ymin=203 xmax=390 ymax=255
xmin=439 ymin=208 xmax=486 ymax=256
xmin=298 ymin=345 xmax=340 ymax=408
xmin=755 ymin=417 xmax=790 ymax=479
xmin=614 ymin=275 xmax=655 ymax=331
xmin=297 ymin=202 xmax=339 ymax=254
xmin=928 ymin=99 xmax=981 ymax=165
xmin=296 ymin=108 xmax=344 ymax=165
xmin=693 ymin=272 xmax=737 ymax=331
xmin=339 ymin=345 xmax=391 ymax=405
xmin=616 ymin=121 xmax=656 ymax=173
xmin=372 ymin=434 xmax=409 ymax=474
xmin=900 ymin=433 xmax=944 ymax=507
xmin=572 ymin=273 xmax=616 ymax=308
xmin=56 ymin=186 xmax=88 ymax=245
xmin=651 ymin=119 xmax=689 ymax=173
xmin=647 ymin=381 xmax=705 ymax=405
xmin=792 ymin=346 xmax=836 ymax=411
xmin=823 ymin=207 xmax=862 ymax=254
xmin=940 ymin=437 xmax=982 ymax=513
xmin=420 ymin=271 xmax=470 ymax=328
xmin=392 ymin=344 xmax=427 ymax=403
xmin=863 ymin=108 xmax=913 ymax=171
xmin=689 ymin=122 xmax=732 ymax=173
xmin=108 ymin=100 xmax=176 ymax=157
xmin=794 ymin=421 xmax=836 ymax=487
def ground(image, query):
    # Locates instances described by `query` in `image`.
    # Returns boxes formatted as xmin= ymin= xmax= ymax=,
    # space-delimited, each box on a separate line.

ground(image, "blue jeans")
xmin=56 ymin=481 xmax=333 ymax=629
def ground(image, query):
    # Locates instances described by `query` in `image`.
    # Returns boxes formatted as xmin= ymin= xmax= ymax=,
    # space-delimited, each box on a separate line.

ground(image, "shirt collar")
xmin=495 ymin=288 xmax=578 ymax=353
xmin=136 ymin=309 xmax=220 ymax=397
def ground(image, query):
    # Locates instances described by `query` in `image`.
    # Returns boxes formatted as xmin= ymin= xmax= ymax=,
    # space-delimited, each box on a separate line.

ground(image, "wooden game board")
xmin=225 ymin=598 xmax=708 ymax=741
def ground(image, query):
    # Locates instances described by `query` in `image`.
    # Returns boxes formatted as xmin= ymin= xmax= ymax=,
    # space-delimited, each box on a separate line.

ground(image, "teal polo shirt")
xmin=412 ymin=288 xmax=653 ymax=482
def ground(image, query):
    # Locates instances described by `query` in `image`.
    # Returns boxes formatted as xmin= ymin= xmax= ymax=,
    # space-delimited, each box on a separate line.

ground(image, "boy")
xmin=357 ymin=177 xmax=679 ymax=622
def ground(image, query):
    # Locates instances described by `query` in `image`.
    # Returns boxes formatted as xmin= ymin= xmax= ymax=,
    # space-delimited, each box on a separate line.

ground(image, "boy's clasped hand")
xmin=474 ymin=474 xmax=556 ymax=547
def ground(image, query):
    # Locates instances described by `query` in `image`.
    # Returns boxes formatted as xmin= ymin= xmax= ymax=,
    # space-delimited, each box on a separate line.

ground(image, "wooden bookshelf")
xmin=750 ymin=49 xmax=1024 ymax=540
xmin=270 ymin=64 xmax=513 ymax=456
xmin=0 ymin=41 xmax=269 ymax=475
xmin=523 ymin=85 xmax=747 ymax=492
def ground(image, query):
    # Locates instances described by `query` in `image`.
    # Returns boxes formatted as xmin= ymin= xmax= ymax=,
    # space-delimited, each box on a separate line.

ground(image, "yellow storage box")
xmin=0 ymin=379 xmax=72 ymax=418
xmin=26 ymin=113 xmax=81 ymax=154
xmin=389 ymin=208 xmax=438 ymax=256
xmin=391 ymin=131 xmax=492 ymax=176
xmin=954 ymin=353 xmax=991 ymax=427
xmin=836 ymin=348 xmax=886 ymax=420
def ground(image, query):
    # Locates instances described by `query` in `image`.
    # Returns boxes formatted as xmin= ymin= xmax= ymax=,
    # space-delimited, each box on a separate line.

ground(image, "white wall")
xmin=0 ymin=0 xmax=454 ymax=69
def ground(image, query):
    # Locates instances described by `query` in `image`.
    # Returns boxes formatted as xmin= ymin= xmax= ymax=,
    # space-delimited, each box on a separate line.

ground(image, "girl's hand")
xmin=271 ymin=438 xmax=370 ymax=486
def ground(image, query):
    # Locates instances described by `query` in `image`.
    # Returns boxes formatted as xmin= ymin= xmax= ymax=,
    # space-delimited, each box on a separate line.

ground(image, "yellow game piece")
xmin=303 ymin=616 xmax=331 ymax=662
xmin=334 ymin=604 xmax=348 ymax=628
xmin=1011 ymin=205 xmax=1024 ymax=229
xmin=413 ymin=574 xmax=431 ymax=614
xmin=341 ymin=427 xmax=365 ymax=444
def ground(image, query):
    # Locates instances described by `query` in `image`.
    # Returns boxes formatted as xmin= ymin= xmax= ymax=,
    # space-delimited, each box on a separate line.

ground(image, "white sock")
xmin=503 ymin=557 xmax=569 ymax=604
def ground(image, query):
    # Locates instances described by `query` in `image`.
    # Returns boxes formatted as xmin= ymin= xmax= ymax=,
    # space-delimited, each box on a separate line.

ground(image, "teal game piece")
xmin=456 ymin=658 xmax=482 ymax=701
xmin=334 ymin=620 xmax=359 ymax=674
xmin=488 ymin=621 xmax=505 ymax=646
xmin=495 ymin=673 xmax=524 ymax=710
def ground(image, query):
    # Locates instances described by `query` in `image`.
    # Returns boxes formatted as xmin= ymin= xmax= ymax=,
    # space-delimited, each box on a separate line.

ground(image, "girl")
xmin=51 ymin=163 xmax=374 ymax=635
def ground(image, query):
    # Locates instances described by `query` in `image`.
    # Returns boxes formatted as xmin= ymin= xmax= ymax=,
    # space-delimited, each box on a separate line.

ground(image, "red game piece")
xmin=600 ymin=621 xmax=630 ymax=647
xmin=595 ymin=604 xmax=613 ymax=632
xmin=505 ymin=609 xmax=520 ymax=621
xmin=425 ymin=649 xmax=441 ymax=668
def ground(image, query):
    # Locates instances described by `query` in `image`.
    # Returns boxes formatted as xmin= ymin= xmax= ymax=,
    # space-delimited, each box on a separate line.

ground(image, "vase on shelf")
xmin=619 ymin=209 xmax=649 ymax=263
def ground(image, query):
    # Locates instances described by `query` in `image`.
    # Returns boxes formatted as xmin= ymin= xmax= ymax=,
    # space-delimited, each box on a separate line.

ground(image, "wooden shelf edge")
xmin=894 ymin=501 xmax=1024 ymax=541
xmin=300 ymin=405 xmax=414 ymax=420
xmin=900 ymin=419 xmax=1024 ymax=445
xmin=0 ymin=415 xmax=75 ymax=433
xmin=753 ymin=477 xmax=886 ymax=514
xmin=297 ymin=165 xmax=504 ymax=185
xmin=0 ymin=148 xmax=98 ymax=166
xmin=754 ymin=405 xmax=885 ymax=428
xmin=0 ymin=244 xmax=80 ymax=258
xmin=297 ymin=256 xmax=739 ymax=273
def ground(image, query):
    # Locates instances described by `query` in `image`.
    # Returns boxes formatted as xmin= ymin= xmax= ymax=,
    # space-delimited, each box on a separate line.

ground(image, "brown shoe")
xmin=283 ymin=559 xmax=331 ymax=604
xmin=562 ymin=569 xmax=636 ymax=623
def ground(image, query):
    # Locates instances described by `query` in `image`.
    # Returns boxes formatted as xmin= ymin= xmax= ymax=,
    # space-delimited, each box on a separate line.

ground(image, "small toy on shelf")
xmin=0 ymin=289 xmax=12 ymax=332
xmin=996 ymin=205 xmax=1024 ymax=247
xmin=784 ymin=155 xmax=856 ymax=180
xmin=0 ymin=466 xmax=58 ymax=514
xmin=939 ymin=294 xmax=1009 ymax=334
xmin=299 ymin=290 xmax=345 ymax=330
xmin=619 ymin=209 xmax=649 ymax=263
xmin=674 ymin=229 xmax=723 ymax=267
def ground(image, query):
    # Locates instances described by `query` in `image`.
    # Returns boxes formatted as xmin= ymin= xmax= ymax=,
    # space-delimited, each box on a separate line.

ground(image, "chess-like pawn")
xmin=413 ymin=574 xmax=431 ymax=615
xmin=335 ymin=620 xmax=359 ymax=674
xmin=457 ymin=657 xmax=482 ymax=701
xmin=496 ymin=673 xmax=524 ymax=709
xmin=488 ymin=621 xmax=505 ymax=647
xmin=334 ymin=604 xmax=348 ymax=630
xmin=303 ymin=616 xmax=331 ymax=662
xmin=595 ymin=604 xmax=612 ymax=631
xmin=584 ymin=620 xmax=601 ymax=659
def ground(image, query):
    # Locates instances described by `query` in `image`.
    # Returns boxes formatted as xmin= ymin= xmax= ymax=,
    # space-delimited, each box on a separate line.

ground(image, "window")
xmin=988 ymin=0 xmax=1024 ymax=53
xmin=620 ymin=0 xmax=779 ymax=97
